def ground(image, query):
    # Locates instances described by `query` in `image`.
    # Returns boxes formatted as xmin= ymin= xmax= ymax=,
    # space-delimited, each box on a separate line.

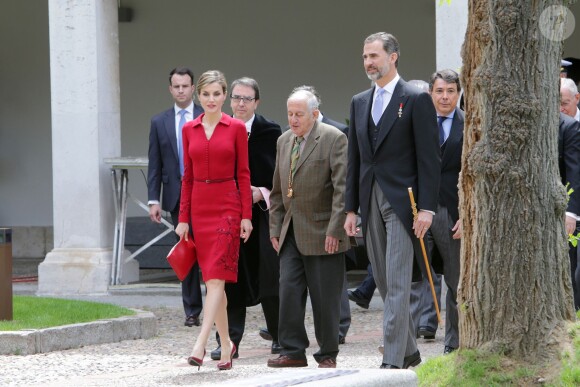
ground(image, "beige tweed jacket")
xmin=269 ymin=121 xmax=349 ymax=256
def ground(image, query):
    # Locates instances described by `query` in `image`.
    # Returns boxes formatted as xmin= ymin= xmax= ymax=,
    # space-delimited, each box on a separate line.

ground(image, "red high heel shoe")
xmin=217 ymin=342 xmax=236 ymax=370
xmin=187 ymin=349 xmax=206 ymax=370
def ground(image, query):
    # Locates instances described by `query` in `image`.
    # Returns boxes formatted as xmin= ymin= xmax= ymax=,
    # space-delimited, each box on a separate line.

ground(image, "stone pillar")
xmin=435 ymin=0 xmax=468 ymax=72
xmin=39 ymin=0 xmax=138 ymax=295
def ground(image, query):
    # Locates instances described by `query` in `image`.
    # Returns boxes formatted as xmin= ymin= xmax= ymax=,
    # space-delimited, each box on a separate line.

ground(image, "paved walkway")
xmin=1 ymin=274 xmax=447 ymax=386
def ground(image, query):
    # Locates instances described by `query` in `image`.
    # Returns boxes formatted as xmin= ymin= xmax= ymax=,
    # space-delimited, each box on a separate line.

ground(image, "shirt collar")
xmin=244 ymin=114 xmax=256 ymax=133
xmin=375 ymin=73 xmax=400 ymax=97
xmin=174 ymin=102 xmax=194 ymax=116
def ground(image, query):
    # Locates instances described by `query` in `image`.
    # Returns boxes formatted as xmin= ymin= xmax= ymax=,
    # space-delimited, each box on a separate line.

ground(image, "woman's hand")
xmin=240 ymin=219 xmax=253 ymax=243
xmin=175 ymin=222 xmax=189 ymax=241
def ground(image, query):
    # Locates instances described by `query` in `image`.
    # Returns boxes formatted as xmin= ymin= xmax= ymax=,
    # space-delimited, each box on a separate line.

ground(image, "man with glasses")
xmin=210 ymin=77 xmax=282 ymax=360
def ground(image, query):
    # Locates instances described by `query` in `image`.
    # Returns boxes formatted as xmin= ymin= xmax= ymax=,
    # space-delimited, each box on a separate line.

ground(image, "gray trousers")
xmin=427 ymin=205 xmax=460 ymax=348
xmin=365 ymin=182 xmax=417 ymax=368
xmin=410 ymin=272 xmax=442 ymax=333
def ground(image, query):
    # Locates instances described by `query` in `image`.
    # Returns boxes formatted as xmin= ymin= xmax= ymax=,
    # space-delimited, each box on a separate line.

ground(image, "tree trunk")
xmin=459 ymin=0 xmax=575 ymax=361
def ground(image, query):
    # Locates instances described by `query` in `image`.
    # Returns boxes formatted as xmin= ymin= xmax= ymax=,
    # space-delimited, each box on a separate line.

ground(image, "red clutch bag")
xmin=166 ymin=238 xmax=197 ymax=281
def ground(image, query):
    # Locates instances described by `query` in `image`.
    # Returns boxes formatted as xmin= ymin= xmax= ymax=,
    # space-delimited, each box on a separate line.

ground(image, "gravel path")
xmin=1 ymin=285 xmax=447 ymax=386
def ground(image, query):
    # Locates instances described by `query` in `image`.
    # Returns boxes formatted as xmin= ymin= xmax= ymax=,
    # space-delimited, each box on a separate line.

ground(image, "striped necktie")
xmin=290 ymin=136 xmax=304 ymax=177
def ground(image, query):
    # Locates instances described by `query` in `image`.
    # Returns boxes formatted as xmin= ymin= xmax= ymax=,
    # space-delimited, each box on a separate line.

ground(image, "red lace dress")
xmin=178 ymin=113 xmax=252 ymax=282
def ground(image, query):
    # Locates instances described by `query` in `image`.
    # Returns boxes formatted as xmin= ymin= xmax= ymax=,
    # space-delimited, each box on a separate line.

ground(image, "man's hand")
xmin=452 ymin=219 xmax=462 ymax=239
xmin=413 ymin=210 xmax=433 ymax=239
xmin=566 ymin=214 xmax=577 ymax=236
xmin=344 ymin=212 xmax=359 ymax=236
xmin=240 ymin=219 xmax=253 ymax=242
xmin=251 ymin=186 xmax=264 ymax=204
xmin=325 ymin=236 xmax=340 ymax=254
xmin=175 ymin=222 xmax=189 ymax=241
xmin=149 ymin=204 xmax=162 ymax=223
xmin=271 ymin=237 xmax=280 ymax=252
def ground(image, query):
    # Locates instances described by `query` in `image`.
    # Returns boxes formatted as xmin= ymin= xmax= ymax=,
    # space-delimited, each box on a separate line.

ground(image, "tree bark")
xmin=459 ymin=0 xmax=575 ymax=360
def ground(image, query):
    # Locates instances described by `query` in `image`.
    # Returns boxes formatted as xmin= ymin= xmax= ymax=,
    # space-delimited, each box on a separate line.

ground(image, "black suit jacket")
xmin=346 ymin=78 xmax=440 ymax=234
xmin=229 ymin=114 xmax=282 ymax=306
xmin=147 ymin=104 xmax=203 ymax=213
xmin=559 ymin=112 xmax=580 ymax=215
xmin=322 ymin=115 xmax=348 ymax=133
xmin=345 ymin=79 xmax=440 ymax=279
xmin=439 ymin=108 xmax=464 ymax=223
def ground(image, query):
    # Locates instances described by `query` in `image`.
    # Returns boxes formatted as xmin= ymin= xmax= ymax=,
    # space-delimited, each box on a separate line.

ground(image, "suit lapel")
xmin=164 ymin=109 xmax=179 ymax=162
xmin=249 ymin=114 xmax=263 ymax=142
xmin=295 ymin=122 xmax=319 ymax=173
xmin=441 ymin=109 xmax=463 ymax=168
xmin=374 ymin=80 xmax=408 ymax=152
xmin=356 ymin=89 xmax=373 ymax=153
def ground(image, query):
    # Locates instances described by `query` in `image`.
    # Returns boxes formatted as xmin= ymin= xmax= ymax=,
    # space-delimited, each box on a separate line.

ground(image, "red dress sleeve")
xmin=234 ymin=120 xmax=252 ymax=220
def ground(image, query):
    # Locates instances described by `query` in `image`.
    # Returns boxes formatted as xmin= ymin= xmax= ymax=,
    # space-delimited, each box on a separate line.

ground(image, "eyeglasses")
xmin=231 ymin=95 xmax=256 ymax=103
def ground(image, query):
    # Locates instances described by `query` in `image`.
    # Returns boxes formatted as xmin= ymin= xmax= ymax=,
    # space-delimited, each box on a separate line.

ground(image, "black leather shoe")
xmin=184 ymin=315 xmax=200 ymax=327
xmin=259 ymin=328 xmax=273 ymax=341
xmin=444 ymin=346 xmax=457 ymax=354
xmin=338 ymin=335 xmax=345 ymax=345
xmin=271 ymin=341 xmax=281 ymax=354
xmin=417 ymin=326 xmax=436 ymax=340
xmin=380 ymin=363 xmax=400 ymax=369
xmin=347 ymin=289 xmax=370 ymax=309
xmin=210 ymin=345 xmax=239 ymax=360
xmin=403 ymin=350 xmax=421 ymax=369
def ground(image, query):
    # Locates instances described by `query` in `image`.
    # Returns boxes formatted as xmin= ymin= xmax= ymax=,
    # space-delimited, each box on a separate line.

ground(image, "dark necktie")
xmin=437 ymin=116 xmax=448 ymax=146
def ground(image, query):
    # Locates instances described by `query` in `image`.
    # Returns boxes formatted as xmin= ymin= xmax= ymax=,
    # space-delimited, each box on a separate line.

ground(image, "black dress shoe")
xmin=444 ymin=346 xmax=457 ymax=354
xmin=259 ymin=328 xmax=273 ymax=341
xmin=271 ymin=341 xmax=282 ymax=354
xmin=417 ymin=326 xmax=436 ymax=340
xmin=380 ymin=363 xmax=400 ymax=369
xmin=184 ymin=315 xmax=200 ymax=327
xmin=210 ymin=345 xmax=239 ymax=360
xmin=338 ymin=335 xmax=345 ymax=345
xmin=347 ymin=289 xmax=370 ymax=309
xmin=403 ymin=350 xmax=421 ymax=369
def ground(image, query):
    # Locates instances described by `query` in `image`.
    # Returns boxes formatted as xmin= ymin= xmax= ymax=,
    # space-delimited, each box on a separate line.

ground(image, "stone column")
xmin=436 ymin=0 xmax=468 ymax=72
xmin=38 ymin=0 xmax=138 ymax=295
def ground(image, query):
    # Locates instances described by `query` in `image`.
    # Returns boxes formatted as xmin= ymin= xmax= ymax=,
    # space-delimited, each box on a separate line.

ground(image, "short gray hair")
xmin=408 ymin=79 xmax=429 ymax=93
xmin=288 ymin=89 xmax=319 ymax=113
xmin=561 ymin=77 xmax=579 ymax=96
xmin=364 ymin=32 xmax=400 ymax=67
xmin=292 ymin=85 xmax=321 ymax=106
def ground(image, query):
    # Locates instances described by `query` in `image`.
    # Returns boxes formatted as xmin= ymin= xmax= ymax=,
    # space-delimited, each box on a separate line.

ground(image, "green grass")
xmin=0 ymin=296 xmax=135 ymax=331
xmin=417 ymin=314 xmax=580 ymax=387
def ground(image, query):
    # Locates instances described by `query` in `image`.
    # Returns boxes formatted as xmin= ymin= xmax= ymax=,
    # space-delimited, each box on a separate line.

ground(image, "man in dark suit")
xmin=147 ymin=67 xmax=204 ymax=327
xmin=558 ymin=79 xmax=580 ymax=311
xmin=415 ymin=69 xmax=464 ymax=354
xmin=210 ymin=77 xmax=282 ymax=360
xmin=268 ymin=89 xmax=348 ymax=369
xmin=344 ymin=32 xmax=440 ymax=369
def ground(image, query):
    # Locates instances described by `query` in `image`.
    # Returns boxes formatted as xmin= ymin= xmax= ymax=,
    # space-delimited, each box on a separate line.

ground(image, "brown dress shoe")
xmin=267 ymin=355 xmax=308 ymax=368
xmin=318 ymin=358 xmax=337 ymax=368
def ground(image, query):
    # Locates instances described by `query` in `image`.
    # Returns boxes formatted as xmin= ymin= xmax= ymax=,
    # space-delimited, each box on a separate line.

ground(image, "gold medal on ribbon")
xmin=287 ymin=188 xmax=293 ymax=198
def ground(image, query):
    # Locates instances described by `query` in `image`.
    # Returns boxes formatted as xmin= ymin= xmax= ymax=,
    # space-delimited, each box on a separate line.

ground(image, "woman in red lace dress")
xmin=175 ymin=70 xmax=252 ymax=371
